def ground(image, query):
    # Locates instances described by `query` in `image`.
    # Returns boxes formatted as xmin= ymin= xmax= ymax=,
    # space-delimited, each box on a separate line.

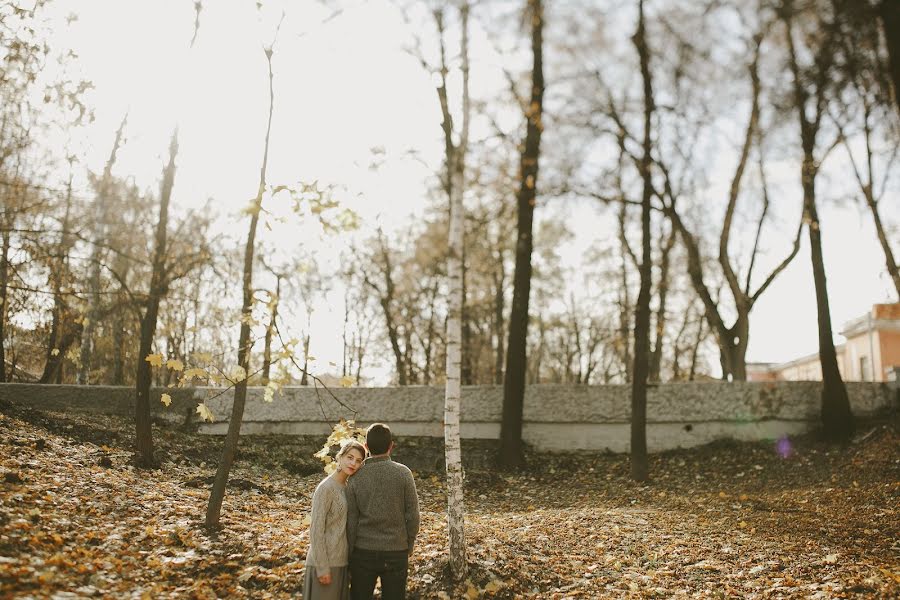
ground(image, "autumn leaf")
xmin=182 ymin=367 xmax=207 ymax=381
xmin=228 ymin=365 xmax=247 ymax=383
xmin=196 ymin=403 xmax=214 ymax=422
xmin=50 ymin=348 xmax=60 ymax=356
xmin=263 ymin=381 xmax=278 ymax=403
xmin=165 ymin=359 xmax=184 ymax=372
xmin=144 ymin=353 xmax=164 ymax=367
xmin=339 ymin=375 xmax=354 ymax=388
xmin=463 ymin=581 xmax=479 ymax=599
xmin=160 ymin=394 xmax=172 ymax=407
xmin=241 ymin=198 xmax=262 ymax=216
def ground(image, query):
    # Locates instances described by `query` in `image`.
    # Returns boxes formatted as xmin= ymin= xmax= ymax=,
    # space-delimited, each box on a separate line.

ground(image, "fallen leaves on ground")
xmin=0 ymin=399 xmax=897 ymax=599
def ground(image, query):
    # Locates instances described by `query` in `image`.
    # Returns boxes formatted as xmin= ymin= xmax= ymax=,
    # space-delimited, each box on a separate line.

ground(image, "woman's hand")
xmin=317 ymin=572 xmax=332 ymax=585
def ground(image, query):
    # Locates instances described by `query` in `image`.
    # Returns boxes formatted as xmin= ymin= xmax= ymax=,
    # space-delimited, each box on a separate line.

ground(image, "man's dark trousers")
xmin=349 ymin=548 xmax=408 ymax=600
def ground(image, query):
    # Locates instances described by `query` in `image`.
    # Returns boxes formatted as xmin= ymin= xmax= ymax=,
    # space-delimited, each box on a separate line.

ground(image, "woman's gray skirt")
xmin=303 ymin=565 xmax=350 ymax=600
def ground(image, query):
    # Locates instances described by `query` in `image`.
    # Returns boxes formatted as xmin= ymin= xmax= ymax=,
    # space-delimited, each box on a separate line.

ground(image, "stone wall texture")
xmin=1 ymin=382 xmax=896 ymax=453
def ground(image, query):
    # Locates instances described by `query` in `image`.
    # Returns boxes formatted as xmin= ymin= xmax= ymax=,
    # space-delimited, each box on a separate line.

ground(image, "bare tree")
xmin=78 ymin=115 xmax=127 ymax=384
xmin=630 ymin=0 xmax=653 ymax=483
xmin=657 ymin=30 xmax=802 ymax=382
xmin=876 ymin=0 xmax=900 ymax=114
xmin=206 ymin=21 xmax=280 ymax=528
xmin=829 ymin=29 xmax=900 ymax=299
xmin=433 ymin=0 xmax=471 ymax=580
xmin=500 ymin=0 xmax=544 ymax=469
xmin=134 ymin=132 xmax=178 ymax=467
xmin=780 ymin=0 xmax=854 ymax=441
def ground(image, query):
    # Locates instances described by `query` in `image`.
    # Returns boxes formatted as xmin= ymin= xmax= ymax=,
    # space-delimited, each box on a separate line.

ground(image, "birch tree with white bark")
xmin=434 ymin=0 xmax=471 ymax=581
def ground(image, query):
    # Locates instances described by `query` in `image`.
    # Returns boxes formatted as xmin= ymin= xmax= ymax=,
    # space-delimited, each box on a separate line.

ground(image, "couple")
xmin=304 ymin=423 xmax=421 ymax=600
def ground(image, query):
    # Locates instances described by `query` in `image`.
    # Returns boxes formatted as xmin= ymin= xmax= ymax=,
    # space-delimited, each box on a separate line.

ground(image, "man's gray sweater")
xmin=346 ymin=455 xmax=420 ymax=552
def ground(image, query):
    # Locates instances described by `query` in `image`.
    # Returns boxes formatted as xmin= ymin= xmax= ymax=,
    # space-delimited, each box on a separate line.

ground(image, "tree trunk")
xmin=863 ymin=190 xmax=900 ymax=299
xmin=112 ymin=305 xmax=126 ymax=385
xmin=355 ymin=331 xmax=365 ymax=385
xmin=262 ymin=276 xmax=281 ymax=383
xmin=783 ymin=8 xmax=855 ymax=441
xmin=617 ymin=204 xmax=633 ymax=382
xmin=493 ymin=252 xmax=506 ymax=385
xmin=444 ymin=136 xmax=467 ymax=583
xmin=688 ymin=316 xmax=704 ymax=381
xmin=206 ymin=44 xmax=275 ymax=529
xmin=300 ymin=331 xmax=310 ymax=386
xmin=630 ymin=0 xmax=652 ymax=483
xmin=880 ymin=0 xmax=900 ymax=115
xmin=500 ymin=0 xmax=543 ymax=469
xmin=342 ymin=287 xmax=350 ymax=377
xmin=111 ymin=252 xmax=132 ymax=386
xmin=385 ymin=311 xmax=406 ymax=385
xmin=0 ymin=222 xmax=10 ymax=383
xmin=721 ymin=319 xmax=750 ymax=382
xmin=805 ymin=189 xmax=855 ymax=440
xmin=42 ymin=169 xmax=75 ymax=383
xmin=460 ymin=239 xmax=473 ymax=385
xmin=135 ymin=130 xmax=177 ymax=468
xmin=649 ymin=224 xmax=676 ymax=382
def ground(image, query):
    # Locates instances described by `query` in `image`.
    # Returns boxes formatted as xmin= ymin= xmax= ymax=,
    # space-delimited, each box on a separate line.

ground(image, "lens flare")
xmin=776 ymin=436 xmax=793 ymax=459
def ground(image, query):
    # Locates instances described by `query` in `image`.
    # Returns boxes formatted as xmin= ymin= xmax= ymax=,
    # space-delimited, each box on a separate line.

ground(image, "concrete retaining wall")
xmin=1 ymin=382 xmax=895 ymax=453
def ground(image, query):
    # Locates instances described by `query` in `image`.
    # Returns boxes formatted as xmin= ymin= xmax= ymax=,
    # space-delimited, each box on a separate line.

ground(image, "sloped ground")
xmin=0 ymin=399 xmax=897 ymax=599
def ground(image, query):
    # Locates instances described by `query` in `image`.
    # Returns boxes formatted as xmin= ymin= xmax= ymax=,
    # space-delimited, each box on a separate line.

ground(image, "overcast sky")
xmin=36 ymin=0 xmax=899 ymax=381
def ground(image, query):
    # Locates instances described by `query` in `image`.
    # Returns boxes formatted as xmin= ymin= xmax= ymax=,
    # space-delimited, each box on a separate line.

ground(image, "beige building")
xmin=748 ymin=303 xmax=900 ymax=383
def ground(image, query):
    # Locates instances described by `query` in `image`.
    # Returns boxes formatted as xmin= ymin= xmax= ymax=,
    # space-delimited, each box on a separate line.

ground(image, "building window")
xmin=860 ymin=355 xmax=872 ymax=381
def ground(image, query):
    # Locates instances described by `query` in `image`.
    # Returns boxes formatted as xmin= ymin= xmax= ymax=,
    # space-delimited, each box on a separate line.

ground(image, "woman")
xmin=304 ymin=439 xmax=366 ymax=599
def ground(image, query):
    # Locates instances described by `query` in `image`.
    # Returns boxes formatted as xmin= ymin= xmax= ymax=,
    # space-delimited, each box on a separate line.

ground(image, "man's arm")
xmin=346 ymin=479 xmax=359 ymax=554
xmin=404 ymin=471 xmax=420 ymax=554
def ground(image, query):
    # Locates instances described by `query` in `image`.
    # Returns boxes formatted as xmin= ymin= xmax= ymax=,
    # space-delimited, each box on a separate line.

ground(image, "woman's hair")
xmin=336 ymin=439 xmax=366 ymax=461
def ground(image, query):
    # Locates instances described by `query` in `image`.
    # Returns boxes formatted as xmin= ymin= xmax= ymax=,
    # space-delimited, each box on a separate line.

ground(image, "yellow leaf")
xmin=880 ymin=568 xmax=900 ymax=584
xmin=50 ymin=348 xmax=60 ymax=356
xmin=182 ymin=367 xmax=207 ymax=380
xmin=340 ymin=375 xmax=354 ymax=388
xmin=196 ymin=403 xmax=215 ymax=422
xmin=160 ymin=394 xmax=172 ymax=407
xmin=166 ymin=359 xmax=184 ymax=372
xmin=484 ymin=579 xmax=504 ymax=593
xmin=263 ymin=381 xmax=278 ymax=403
xmin=144 ymin=353 xmax=164 ymax=367
xmin=228 ymin=365 xmax=247 ymax=383
xmin=464 ymin=582 xmax=479 ymax=600
xmin=241 ymin=199 xmax=262 ymax=216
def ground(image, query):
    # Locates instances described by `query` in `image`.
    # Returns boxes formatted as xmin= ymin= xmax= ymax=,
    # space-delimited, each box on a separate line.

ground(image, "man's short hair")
xmin=366 ymin=423 xmax=392 ymax=455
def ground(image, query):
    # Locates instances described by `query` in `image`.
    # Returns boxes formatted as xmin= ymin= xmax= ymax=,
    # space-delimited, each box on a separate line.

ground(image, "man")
xmin=346 ymin=423 xmax=420 ymax=600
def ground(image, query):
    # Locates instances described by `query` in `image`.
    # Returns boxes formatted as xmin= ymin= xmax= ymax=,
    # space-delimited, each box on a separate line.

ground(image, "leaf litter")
xmin=0 ymin=400 xmax=897 ymax=599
